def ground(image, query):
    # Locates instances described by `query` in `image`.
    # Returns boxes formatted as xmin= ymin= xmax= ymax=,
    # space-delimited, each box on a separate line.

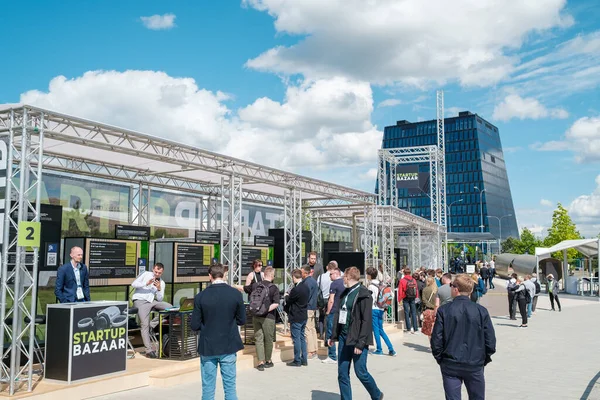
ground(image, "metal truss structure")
xmin=0 ymin=109 xmax=44 ymax=394
xmin=221 ymin=176 xmax=243 ymax=285
xmin=0 ymin=105 xmax=379 ymax=394
xmin=376 ymin=90 xmax=448 ymax=274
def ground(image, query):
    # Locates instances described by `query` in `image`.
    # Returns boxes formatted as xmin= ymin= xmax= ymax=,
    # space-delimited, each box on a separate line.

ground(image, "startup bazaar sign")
xmin=71 ymin=303 xmax=128 ymax=380
xmin=396 ymin=165 xmax=420 ymax=189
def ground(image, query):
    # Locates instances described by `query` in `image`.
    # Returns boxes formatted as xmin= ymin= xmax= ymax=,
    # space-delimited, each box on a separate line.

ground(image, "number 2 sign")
xmin=18 ymin=221 xmax=41 ymax=248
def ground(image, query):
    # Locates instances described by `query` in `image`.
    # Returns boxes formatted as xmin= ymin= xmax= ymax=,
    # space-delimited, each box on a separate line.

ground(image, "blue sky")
xmin=1 ymin=0 xmax=600 ymax=236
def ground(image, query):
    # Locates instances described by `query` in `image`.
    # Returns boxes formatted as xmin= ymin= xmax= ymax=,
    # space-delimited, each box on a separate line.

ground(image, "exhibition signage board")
xmin=115 ymin=224 xmax=150 ymax=241
xmin=241 ymin=246 xmax=272 ymax=275
xmin=45 ymin=301 xmax=128 ymax=383
xmin=174 ymin=242 xmax=214 ymax=282
xmin=195 ymin=230 xmax=221 ymax=244
xmin=84 ymin=238 xmax=141 ymax=285
xmin=254 ymin=235 xmax=274 ymax=247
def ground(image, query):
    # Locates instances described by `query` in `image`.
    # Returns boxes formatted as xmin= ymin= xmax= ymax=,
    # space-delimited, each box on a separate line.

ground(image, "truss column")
xmin=0 ymin=108 xmax=43 ymax=394
xmin=363 ymin=204 xmax=377 ymax=277
xmin=128 ymin=184 xmax=150 ymax=226
xmin=377 ymin=151 xmax=387 ymax=206
xmin=382 ymin=207 xmax=395 ymax=323
xmin=284 ymin=189 xmax=302 ymax=292
xmin=309 ymin=211 xmax=322 ymax=265
xmin=220 ymin=176 xmax=243 ymax=285
xmin=201 ymin=196 xmax=218 ymax=231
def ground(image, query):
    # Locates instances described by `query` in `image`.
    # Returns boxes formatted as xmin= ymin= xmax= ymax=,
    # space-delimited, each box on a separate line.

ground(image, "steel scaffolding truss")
xmin=284 ymin=189 xmax=302 ymax=291
xmin=308 ymin=211 xmax=322 ymax=265
xmin=221 ymin=176 xmax=243 ymax=285
xmin=201 ymin=196 xmax=219 ymax=231
xmin=129 ymin=184 xmax=150 ymax=226
xmin=0 ymin=109 xmax=44 ymax=394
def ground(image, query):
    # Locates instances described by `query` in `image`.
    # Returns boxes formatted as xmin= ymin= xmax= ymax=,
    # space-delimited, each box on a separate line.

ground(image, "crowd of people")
xmin=57 ymin=246 xmax=567 ymax=399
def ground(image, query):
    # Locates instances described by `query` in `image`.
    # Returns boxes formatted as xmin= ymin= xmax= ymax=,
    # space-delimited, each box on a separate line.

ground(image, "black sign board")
xmin=195 ymin=230 xmax=221 ymax=244
xmin=115 ymin=224 xmax=150 ymax=241
xmin=241 ymin=247 xmax=270 ymax=275
xmin=254 ymin=235 xmax=274 ymax=247
xmin=175 ymin=243 xmax=212 ymax=277
xmin=87 ymin=239 xmax=138 ymax=279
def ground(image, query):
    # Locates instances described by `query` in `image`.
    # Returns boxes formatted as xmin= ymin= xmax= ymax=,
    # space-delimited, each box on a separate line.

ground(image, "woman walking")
xmin=510 ymin=276 xmax=529 ymax=328
xmin=420 ymin=277 xmax=438 ymax=337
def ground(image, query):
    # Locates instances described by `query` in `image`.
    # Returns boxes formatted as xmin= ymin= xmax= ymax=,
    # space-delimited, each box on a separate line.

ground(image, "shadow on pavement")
xmin=403 ymin=342 xmax=431 ymax=353
xmin=311 ymin=390 xmax=339 ymax=399
xmin=494 ymin=323 xmax=520 ymax=328
xmin=580 ymin=371 xmax=600 ymax=400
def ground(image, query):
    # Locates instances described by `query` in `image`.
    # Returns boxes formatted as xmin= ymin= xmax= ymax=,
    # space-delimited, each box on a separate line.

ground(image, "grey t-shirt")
xmin=437 ymin=283 xmax=453 ymax=306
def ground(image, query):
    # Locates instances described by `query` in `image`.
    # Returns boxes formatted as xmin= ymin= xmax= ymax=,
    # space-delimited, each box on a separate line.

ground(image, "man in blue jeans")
xmin=398 ymin=267 xmax=419 ymax=334
xmin=366 ymin=267 xmax=396 ymax=356
xmin=191 ymin=264 xmax=246 ymax=400
xmin=284 ymin=268 xmax=309 ymax=367
xmin=330 ymin=267 xmax=384 ymax=400
xmin=324 ymin=265 xmax=344 ymax=364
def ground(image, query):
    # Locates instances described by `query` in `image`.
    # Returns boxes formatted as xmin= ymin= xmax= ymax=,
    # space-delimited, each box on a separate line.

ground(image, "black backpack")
xmin=523 ymin=287 xmax=532 ymax=304
xmin=405 ymin=278 xmax=418 ymax=299
xmin=248 ymin=282 xmax=272 ymax=317
xmin=317 ymin=274 xmax=326 ymax=310
xmin=534 ymin=280 xmax=541 ymax=294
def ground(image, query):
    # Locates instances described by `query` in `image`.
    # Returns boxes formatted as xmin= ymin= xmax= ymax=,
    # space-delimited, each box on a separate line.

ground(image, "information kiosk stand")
xmin=45 ymin=301 xmax=128 ymax=383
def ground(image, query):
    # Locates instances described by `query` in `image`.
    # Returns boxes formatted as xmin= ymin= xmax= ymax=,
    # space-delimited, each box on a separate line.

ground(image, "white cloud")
xmin=140 ymin=13 xmax=176 ymax=30
xmin=20 ymin=70 xmax=381 ymax=172
xmin=378 ymin=99 xmax=402 ymax=108
xmin=244 ymin=0 xmax=571 ymax=87
xmin=540 ymin=199 xmax=553 ymax=207
xmin=358 ymin=168 xmax=378 ymax=181
xmin=569 ymin=175 xmax=600 ymax=237
xmin=533 ymin=116 xmax=600 ymax=163
xmin=492 ymin=94 xmax=568 ymax=121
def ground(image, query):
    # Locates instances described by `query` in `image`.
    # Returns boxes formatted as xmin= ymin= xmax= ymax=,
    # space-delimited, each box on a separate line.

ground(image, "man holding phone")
xmin=131 ymin=262 xmax=173 ymax=358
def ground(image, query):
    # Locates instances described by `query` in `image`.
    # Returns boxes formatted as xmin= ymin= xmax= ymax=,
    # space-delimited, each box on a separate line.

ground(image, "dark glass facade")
xmin=381 ymin=111 xmax=519 ymax=242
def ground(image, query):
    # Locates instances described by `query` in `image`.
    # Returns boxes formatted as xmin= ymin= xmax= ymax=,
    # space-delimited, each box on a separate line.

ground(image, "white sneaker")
xmin=322 ymin=357 xmax=337 ymax=364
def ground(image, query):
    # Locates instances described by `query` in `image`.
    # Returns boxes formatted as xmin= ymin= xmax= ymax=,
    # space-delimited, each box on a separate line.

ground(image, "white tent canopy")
xmin=535 ymin=239 xmax=600 ymax=259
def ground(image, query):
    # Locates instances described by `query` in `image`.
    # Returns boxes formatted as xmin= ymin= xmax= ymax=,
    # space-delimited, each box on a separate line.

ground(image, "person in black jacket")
xmin=191 ymin=263 xmax=246 ymax=400
xmin=330 ymin=267 xmax=383 ymax=400
xmin=284 ymin=268 xmax=309 ymax=367
xmin=431 ymin=274 xmax=496 ymax=400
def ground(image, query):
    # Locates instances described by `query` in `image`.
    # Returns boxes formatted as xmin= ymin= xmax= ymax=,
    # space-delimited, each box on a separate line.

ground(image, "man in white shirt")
xmin=131 ymin=262 xmax=172 ymax=358
xmin=317 ymin=261 xmax=334 ymax=340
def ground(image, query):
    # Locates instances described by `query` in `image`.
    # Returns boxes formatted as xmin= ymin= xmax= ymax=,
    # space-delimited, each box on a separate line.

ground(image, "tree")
xmin=544 ymin=203 xmax=582 ymax=259
xmin=501 ymin=236 xmax=520 ymax=254
xmin=515 ymin=228 xmax=542 ymax=255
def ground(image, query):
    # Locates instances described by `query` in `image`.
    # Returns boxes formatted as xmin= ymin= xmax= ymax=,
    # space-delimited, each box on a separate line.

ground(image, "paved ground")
xmin=92 ymin=281 xmax=600 ymax=400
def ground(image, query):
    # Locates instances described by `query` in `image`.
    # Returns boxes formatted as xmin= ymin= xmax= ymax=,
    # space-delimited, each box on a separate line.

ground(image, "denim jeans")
xmin=290 ymin=320 xmax=307 ymax=364
xmin=526 ymin=302 xmax=532 ymax=318
xmin=326 ymin=313 xmax=337 ymax=360
xmin=403 ymin=299 xmax=418 ymax=332
xmin=371 ymin=309 xmax=394 ymax=353
xmin=441 ymin=367 xmax=485 ymax=400
xmin=337 ymin=335 xmax=381 ymax=400
xmin=200 ymin=353 xmax=237 ymax=400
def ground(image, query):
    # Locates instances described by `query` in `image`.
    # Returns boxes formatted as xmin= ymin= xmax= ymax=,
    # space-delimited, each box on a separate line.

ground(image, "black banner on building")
xmin=396 ymin=165 xmax=420 ymax=189
xmin=71 ymin=303 xmax=128 ymax=381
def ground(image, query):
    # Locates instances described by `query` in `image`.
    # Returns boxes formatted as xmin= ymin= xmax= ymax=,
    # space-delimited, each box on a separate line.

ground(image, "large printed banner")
xmin=36 ymin=173 xmax=352 ymax=243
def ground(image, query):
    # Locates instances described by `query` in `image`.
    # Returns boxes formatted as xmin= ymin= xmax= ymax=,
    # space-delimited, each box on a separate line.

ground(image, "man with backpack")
xmin=523 ymin=275 xmax=536 ymax=319
xmin=247 ymin=267 xmax=280 ymax=371
xmin=398 ymin=267 xmax=420 ymax=334
xmin=367 ymin=267 xmax=396 ymax=356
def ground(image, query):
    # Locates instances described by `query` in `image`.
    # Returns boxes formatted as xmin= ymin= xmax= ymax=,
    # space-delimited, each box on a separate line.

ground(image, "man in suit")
xmin=55 ymin=246 xmax=90 ymax=303
xmin=285 ymin=268 xmax=309 ymax=367
xmin=431 ymin=274 xmax=496 ymax=400
xmin=191 ymin=263 xmax=246 ymax=400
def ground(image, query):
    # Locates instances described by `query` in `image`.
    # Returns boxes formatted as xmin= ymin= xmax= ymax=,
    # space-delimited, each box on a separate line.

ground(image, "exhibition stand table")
xmin=45 ymin=301 xmax=128 ymax=383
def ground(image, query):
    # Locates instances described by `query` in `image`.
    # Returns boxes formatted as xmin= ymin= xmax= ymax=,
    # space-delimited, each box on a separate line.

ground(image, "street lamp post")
xmin=487 ymin=214 xmax=513 ymax=254
xmin=474 ymin=186 xmax=486 ymax=259
xmin=447 ymin=198 xmax=464 ymax=233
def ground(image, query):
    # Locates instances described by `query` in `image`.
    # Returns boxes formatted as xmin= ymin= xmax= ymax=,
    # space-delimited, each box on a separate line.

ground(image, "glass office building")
xmin=381 ymin=111 xmax=519 ymax=242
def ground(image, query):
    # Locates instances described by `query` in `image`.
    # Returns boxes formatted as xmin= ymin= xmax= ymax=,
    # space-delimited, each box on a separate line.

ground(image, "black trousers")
xmin=517 ymin=297 xmax=528 ymax=325
xmin=442 ymin=367 xmax=485 ymax=400
xmin=508 ymin=292 xmax=516 ymax=319
xmin=549 ymin=293 xmax=561 ymax=310
xmin=532 ymin=296 xmax=539 ymax=312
